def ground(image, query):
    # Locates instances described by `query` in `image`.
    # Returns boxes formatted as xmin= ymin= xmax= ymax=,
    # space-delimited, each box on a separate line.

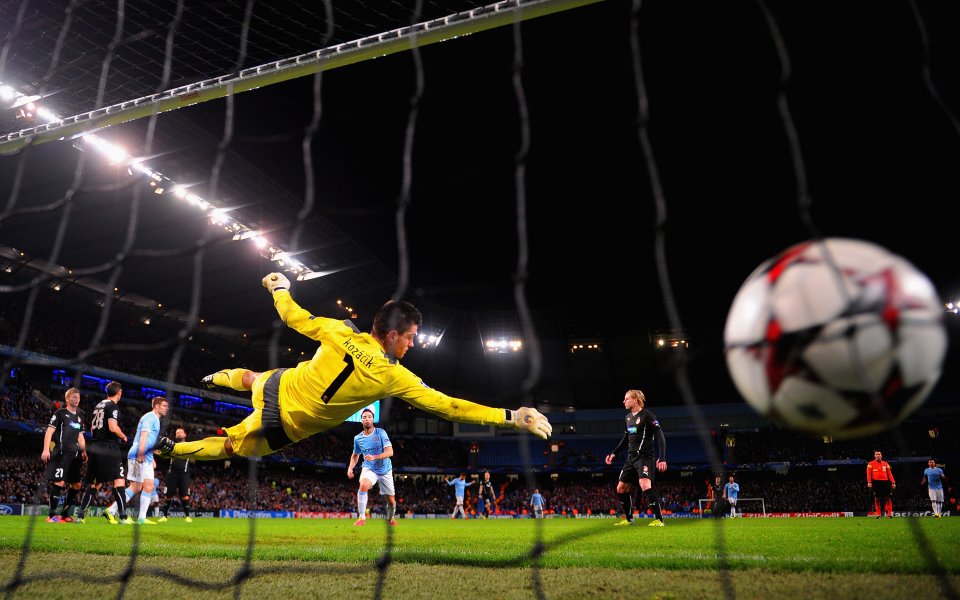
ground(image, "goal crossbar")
xmin=0 ymin=0 xmax=601 ymax=155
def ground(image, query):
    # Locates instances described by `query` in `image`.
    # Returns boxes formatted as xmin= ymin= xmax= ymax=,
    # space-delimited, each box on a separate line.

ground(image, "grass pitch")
xmin=2 ymin=515 xmax=958 ymax=599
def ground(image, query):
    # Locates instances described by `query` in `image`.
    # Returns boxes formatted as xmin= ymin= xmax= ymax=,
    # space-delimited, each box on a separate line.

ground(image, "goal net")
xmin=698 ymin=497 xmax=766 ymax=518
xmin=2 ymin=0 xmax=958 ymax=598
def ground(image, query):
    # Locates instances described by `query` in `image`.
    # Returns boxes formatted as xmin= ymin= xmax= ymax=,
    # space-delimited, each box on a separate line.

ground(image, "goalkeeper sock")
xmin=357 ymin=491 xmax=368 ymax=519
xmin=618 ymin=492 xmax=632 ymax=521
xmin=171 ymin=437 xmax=230 ymax=460
xmin=213 ymin=369 xmax=251 ymax=391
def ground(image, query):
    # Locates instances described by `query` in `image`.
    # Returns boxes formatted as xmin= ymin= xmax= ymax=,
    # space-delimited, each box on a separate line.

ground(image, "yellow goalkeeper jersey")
xmin=271 ymin=290 xmax=506 ymax=441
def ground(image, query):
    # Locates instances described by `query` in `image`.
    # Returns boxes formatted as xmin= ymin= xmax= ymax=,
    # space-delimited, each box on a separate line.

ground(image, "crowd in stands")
xmin=2 ymin=442 xmax=956 ymax=517
xmin=3 ymin=285 xmax=958 ymax=519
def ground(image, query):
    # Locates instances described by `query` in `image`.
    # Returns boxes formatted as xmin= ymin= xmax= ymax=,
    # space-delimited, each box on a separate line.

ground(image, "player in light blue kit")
xmin=530 ymin=489 xmax=545 ymax=519
xmin=723 ymin=475 xmax=740 ymax=518
xmin=446 ymin=473 xmax=473 ymax=519
xmin=921 ymin=459 xmax=948 ymax=518
xmin=107 ymin=397 xmax=168 ymax=525
xmin=347 ymin=407 xmax=396 ymax=526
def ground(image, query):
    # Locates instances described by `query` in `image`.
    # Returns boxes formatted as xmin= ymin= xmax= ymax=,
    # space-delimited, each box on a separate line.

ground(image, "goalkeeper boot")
xmin=154 ymin=436 xmax=176 ymax=457
xmin=201 ymin=371 xmax=224 ymax=389
xmin=648 ymin=519 xmax=665 ymax=527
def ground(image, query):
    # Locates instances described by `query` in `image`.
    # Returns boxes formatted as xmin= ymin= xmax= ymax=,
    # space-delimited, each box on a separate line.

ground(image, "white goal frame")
xmin=698 ymin=497 xmax=766 ymax=518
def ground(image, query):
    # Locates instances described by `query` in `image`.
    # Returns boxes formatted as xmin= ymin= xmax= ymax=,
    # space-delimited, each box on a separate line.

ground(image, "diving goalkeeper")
xmin=156 ymin=273 xmax=552 ymax=460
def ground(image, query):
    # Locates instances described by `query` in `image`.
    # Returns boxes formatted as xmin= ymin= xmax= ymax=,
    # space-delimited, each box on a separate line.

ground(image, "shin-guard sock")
xmin=62 ymin=487 xmax=78 ymax=517
xmin=618 ymin=492 xmax=633 ymax=521
xmin=138 ymin=491 xmax=151 ymax=520
xmin=645 ymin=488 xmax=663 ymax=521
xmin=113 ymin=486 xmax=127 ymax=517
xmin=47 ymin=483 xmax=62 ymax=514
xmin=357 ymin=490 xmax=368 ymax=519
xmin=78 ymin=487 xmax=95 ymax=518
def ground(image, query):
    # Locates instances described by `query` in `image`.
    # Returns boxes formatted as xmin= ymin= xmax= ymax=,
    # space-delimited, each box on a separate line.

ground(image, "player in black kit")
xmin=76 ymin=381 xmax=131 ymax=524
xmin=159 ymin=427 xmax=193 ymax=522
xmin=40 ymin=388 xmax=87 ymax=523
xmin=477 ymin=471 xmax=496 ymax=519
xmin=604 ymin=389 xmax=668 ymax=527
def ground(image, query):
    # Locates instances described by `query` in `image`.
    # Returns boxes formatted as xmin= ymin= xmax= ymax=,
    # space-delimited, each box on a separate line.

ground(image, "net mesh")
xmin=2 ymin=0 xmax=959 ymax=598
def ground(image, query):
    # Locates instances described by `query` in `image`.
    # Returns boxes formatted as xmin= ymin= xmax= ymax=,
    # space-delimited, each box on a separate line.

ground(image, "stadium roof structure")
xmin=2 ymin=1 xmax=960 ymax=411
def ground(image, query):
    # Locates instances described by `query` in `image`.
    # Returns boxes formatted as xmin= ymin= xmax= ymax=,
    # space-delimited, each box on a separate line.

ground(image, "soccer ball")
xmin=724 ymin=238 xmax=947 ymax=439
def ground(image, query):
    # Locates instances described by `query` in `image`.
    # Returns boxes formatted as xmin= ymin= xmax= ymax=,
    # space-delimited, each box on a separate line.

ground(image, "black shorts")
xmin=45 ymin=450 xmax=82 ymax=484
xmin=165 ymin=472 xmax=192 ymax=497
xmin=619 ymin=453 xmax=657 ymax=485
xmin=871 ymin=480 xmax=892 ymax=497
xmin=84 ymin=442 xmax=125 ymax=484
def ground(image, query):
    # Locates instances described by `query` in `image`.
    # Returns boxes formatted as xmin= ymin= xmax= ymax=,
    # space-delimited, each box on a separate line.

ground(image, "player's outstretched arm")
xmin=262 ymin=272 xmax=330 ymax=341
xmin=262 ymin=272 xmax=290 ymax=292
xmin=506 ymin=407 xmax=552 ymax=440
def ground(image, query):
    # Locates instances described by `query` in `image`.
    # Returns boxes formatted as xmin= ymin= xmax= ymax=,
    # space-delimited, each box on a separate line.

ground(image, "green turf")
xmin=2 ymin=516 xmax=959 ymax=599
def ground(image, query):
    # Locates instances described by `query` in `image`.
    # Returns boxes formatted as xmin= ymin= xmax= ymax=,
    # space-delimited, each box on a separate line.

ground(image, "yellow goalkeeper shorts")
xmin=223 ymin=368 xmax=296 ymax=457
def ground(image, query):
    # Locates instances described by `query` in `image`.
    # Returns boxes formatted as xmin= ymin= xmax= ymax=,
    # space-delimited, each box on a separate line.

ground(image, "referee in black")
xmin=160 ymin=427 xmax=194 ymax=522
xmin=605 ymin=389 xmax=667 ymax=526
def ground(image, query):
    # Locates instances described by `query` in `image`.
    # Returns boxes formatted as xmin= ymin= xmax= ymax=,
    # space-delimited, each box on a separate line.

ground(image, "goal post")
xmin=698 ymin=497 xmax=766 ymax=518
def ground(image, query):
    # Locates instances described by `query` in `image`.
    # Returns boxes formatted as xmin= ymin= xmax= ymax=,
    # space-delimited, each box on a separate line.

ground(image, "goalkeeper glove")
xmin=262 ymin=272 xmax=291 ymax=293
xmin=506 ymin=407 xmax=552 ymax=440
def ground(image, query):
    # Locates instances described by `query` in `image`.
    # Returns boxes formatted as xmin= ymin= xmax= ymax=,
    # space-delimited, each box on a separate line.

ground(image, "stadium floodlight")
xmin=417 ymin=331 xmax=443 ymax=349
xmin=485 ymin=338 xmax=523 ymax=353
xmin=568 ymin=339 xmax=602 ymax=353
xmin=0 ymin=81 xmax=328 ymax=283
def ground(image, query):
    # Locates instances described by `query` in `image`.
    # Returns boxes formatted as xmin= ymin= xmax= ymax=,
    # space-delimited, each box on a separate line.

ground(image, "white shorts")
xmin=455 ymin=496 xmax=464 ymax=506
xmin=359 ymin=467 xmax=395 ymax=496
xmin=727 ymin=497 xmax=737 ymax=506
xmin=928 ymin=489 xmax=944 ymax=503
xmin=126 ymin=459 xmax=155 ymax=484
